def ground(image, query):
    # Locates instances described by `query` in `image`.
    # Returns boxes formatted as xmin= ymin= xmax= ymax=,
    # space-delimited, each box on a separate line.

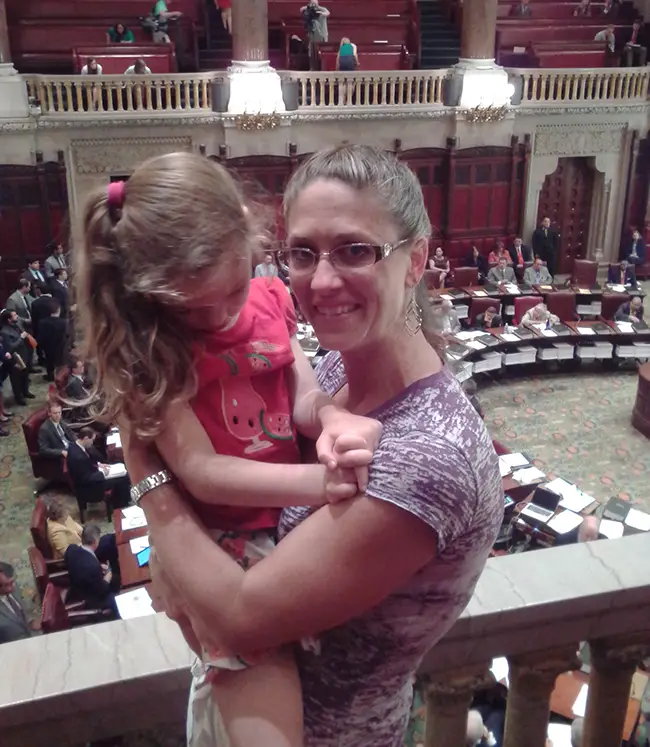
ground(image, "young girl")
xmin=74 ymin=152 xmax=381 ymax=747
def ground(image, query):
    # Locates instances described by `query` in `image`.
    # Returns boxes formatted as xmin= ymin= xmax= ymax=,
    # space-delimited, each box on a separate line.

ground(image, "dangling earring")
xmin=405 ymin=293 xmax=422 ymax=337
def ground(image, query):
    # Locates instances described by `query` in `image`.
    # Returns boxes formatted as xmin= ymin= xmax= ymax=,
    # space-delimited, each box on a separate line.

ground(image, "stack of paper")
xmin=576 ymin=326 xmax=595 ymax=336
xmin=616 ymin=321 xmax=635 ymax=334
xmin=512 ymin=465 xmax=546 ymax=483
xmin=577 ymin=303 xmax=593 ymax=315
xmin=633 ymin=341 xmax=650 ymax=357
xmin=456 ymin=304 xmax=469 ymax=320
xmin=577 ymin=341 xmax=613 ymax=359
xmin=115 ymin=587 xmax=156 ymax=620
xmin=504 ymin=346 xmax=536 ymax=366
xmin=121 ymin=506 xmax=148 ymax=530
xmin=473 ymin=351 xmax=503 ymax=373
xmin=456 ymin=330 xmax=485 ymax=341
xmin=553 ymin=342 xmax=575 ymax=360
xmin=106 ymin=431 xmax=122 ymax=449
xmin=545 ymin=478 xmax=595 ymax=512
xmin=590 ymin=301 xmax=602 ymax=315
xmin=599 ymin=519 xmax=624 ymax=539
xmin=537 ymin=346 xmax=559 ymax=361
xmin=540 ymin=329 xmax=558 ymax=338
xmin=503 ymin=283 xmax=520 ymax=295
xmin=467 ymin=340 xmax=486 ymax=351
xmin=500 ymin=453 xmax=530 ymax=469
xmin=607 ymin=284 xmax=626 ymax=293
xmin=472 ymin=290 xmax=488 ymax=297
xmin=500 ymin=332 xmax=521 ymax=343
xmin=615 ymin=343 xmax=640 ymax=358
xmin=106 ymin=462 xmax=128 ymax=478
xmin=547 ymin=509 xmax=583 ymax=534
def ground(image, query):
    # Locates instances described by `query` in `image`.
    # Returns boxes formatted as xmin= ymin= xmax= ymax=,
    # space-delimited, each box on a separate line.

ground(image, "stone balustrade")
xmin=513 ymin=67 xmax=650 ymax=105
xmin=18 ymin=66 xmax=649 ymax=119
xmin=1 ymin=533 xmax=649 ymax=747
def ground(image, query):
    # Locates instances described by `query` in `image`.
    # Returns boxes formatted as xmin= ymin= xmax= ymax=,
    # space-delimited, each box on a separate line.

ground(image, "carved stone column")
xmin=424 ymin=665 xmax=492 ymax=747
xmin=503 ymin=648 xmax=580 ymax=747
xmin=0 ymin=0 xmax=30 ymax=118
xmin=231 ymin=0 xmax=268 ymax=63
xmin=0 ymin=0 xmax=11 ymax=65
xmin=582 ymin=635 xmax=650 ymax=747
xmin=460 ymin=0 xmax=498 ymax=60
xmin=226 ymin=0 xmax=285 ymax=114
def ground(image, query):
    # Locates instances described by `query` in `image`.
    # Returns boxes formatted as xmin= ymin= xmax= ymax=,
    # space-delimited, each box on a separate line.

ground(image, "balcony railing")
xmin=2 ymin=533 xmax=649 ymax=747
xmin=513 ymin=67 xmax=650 ymax=105
xmin=21 ymin=66 xmax=650 ymax=118
xmin=25 ymin=73 xmax=217 ymax=116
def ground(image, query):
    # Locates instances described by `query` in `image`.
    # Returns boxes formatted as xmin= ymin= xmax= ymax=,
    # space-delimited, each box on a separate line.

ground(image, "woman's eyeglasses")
xmin=276 ymin=239 xmax=410 ymax=275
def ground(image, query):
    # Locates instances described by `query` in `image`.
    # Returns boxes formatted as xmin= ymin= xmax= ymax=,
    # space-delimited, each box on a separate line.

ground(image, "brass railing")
xmin=2 ymin=533 xmax=649 ymax=747
xmin=512 ymin=66 xmax=650 ymax=104
xmin=279 ymin=70 xmax=448 ymax=108
xmin=25 ymin=74 xmax=216 ymax=115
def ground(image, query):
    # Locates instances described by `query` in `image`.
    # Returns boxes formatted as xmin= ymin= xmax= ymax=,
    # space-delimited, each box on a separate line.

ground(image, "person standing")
xmin=24 ymin=259 xmax=48 ymax=294
xmin=44 ymin=242 xmax=68 ymax=281
xmin=623 ymin=19 xmax=647 ymax=66
xmin=5 ymin=279 xmax=33 ymax=330
xmin=37 ymin=299 xmax=69 ymax=382
xmin=50 ymin=268 xmax=70 ymax=317
xmin=532 ymin=217 xmax=560 ymax=278
xmin=301 ymin=0 xmax=330 ymax=69
xmin=215 ymin=0 xmax=232 ymax=34
xmin=508 ymin=237 xmax=533 ymax=270
xmin=0 ymin=310 xmax=34 ymax=405
xmin=0 ymin=563 xmax=32 ymax=644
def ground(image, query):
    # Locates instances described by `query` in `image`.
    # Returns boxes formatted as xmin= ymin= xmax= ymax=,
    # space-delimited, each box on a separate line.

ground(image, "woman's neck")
xmin=340 ymin=331 xmax=442 ymax=414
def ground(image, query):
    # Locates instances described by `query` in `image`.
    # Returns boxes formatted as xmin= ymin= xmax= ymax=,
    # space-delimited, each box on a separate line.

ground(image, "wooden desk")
xmin=632 ymin=361 xmax=650 ymax=439
xmin=115 ymin=522 xmax=148 ymax=546
xmin=118 ymin=542 xmax=152 ymax=589
xmin=550 ymin=670 xmax=644 ymax=741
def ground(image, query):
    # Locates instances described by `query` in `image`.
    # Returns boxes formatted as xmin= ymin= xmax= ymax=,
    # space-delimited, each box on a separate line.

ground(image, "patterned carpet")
xmin=1 ymin=367 xmax=649 ymax=745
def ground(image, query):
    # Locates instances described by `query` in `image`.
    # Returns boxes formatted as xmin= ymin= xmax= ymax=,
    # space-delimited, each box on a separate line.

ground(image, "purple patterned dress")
xmin=279 ymin=353 xmax=504 ymax=747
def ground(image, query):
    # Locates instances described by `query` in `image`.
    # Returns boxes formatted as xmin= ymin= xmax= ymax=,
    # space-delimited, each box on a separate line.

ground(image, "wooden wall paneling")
xmin=626 ymin=133 xmax=649 ymax=233
xmin=507 ymin=137 xmax=519 ymax=236
xmin=400 ymin=148 xmax=447 ymax=237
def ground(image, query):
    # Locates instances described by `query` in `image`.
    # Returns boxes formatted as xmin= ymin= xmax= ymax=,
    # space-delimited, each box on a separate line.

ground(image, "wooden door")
xmin=537 ymin=157 xmax=594 ymax=274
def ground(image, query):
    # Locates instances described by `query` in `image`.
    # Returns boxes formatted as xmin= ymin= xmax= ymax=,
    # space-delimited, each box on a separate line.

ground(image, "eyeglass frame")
xmin=275 ymin=238 xmax=412 ymax=274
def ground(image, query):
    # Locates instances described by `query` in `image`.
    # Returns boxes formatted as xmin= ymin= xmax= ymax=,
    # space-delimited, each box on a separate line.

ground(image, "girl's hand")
xmin=321 ymin=433 xmax=375 ymax=493
xmin=324 ymin=465 xmax=359 ymax=503
xmin=316 ymin=410 xmax=381 ymax=479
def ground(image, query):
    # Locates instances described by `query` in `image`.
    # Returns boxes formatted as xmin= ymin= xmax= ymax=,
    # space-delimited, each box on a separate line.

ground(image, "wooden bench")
xmin=496 ymin=3 xmax=608 ymax=19
xmin=6 ymin=0 xmax=202 ymax=25
xmin=269 ymin=0 xmax=410 ymax=23
xmin=73 ymin=44 xmax=176 ymax=73
xmin=319 ymin=48 xmax=408 ymax=70
xmin=282 ymin=18 xmax=409 ymax=45
xmin=532 ymin=40 xmax=608 ymax=66
xmin=497 ymin=21 xmax=628 ymax=48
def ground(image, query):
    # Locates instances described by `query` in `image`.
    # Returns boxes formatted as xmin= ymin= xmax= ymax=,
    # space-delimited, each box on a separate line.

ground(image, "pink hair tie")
xmin=107 ymin=180 xmax=126 ymax=208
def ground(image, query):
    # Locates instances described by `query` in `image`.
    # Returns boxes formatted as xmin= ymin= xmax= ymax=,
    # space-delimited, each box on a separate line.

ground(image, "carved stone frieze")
xmin=533 ymin=123 xmax=626 ymax=157
xmin=72 ymin=136 xmax=194 ymax=174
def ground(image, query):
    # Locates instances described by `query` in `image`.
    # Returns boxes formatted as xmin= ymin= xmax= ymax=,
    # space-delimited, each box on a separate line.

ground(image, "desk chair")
xmin=547 ymin=292 xmax=578 ymax=322
xmin=513 ymin=296 xmax=540 ymax=325
xmin=454 ymin=266 xmax=479 ymax=288
xmin=470 ymin=297 xmax=498 ymax=326
xmin=41 ymin=582 xmax=113 ymax=634
xmin=571 ymin=258 xmax=598 ymax=286
xmin=423 ymin=268 xmax=443 ymax=290
xmin=29 ymin=499 xmax=74 ymax=580
xmin=601 ymin=292 xmax=631 ymax=320
xmin=22 ymin=407 xmax=72 ymax=486
xmin=28 ymin=545 xmax=69 ymax=603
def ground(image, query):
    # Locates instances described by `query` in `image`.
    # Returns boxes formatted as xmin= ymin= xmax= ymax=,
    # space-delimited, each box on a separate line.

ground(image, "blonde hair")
xmin=284 ymin=145 xmax=445 ymax=359
xmin=74 ymin=152 xmax=255 ymax=438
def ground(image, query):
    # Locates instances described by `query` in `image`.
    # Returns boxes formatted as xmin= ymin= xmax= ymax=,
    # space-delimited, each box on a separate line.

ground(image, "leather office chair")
xmin=41 ymin=582 xmax=112 ymax=634
xmin=22 ymin=407 xmax=72 ymax=485
xmin=513 ymin=296 xmax=540 ymax=325
xmin=601 ymin=292 xmax=630 ymax=320
xmin=470 ymin=297 xmax=498 ymax=326
xmin=30 ymin=498 xmax=56 ymax=560
xmin=423 ymin=268 xmax=443 ymax=290
xmin=453 ymin=266 xmax=479 ymax=288
xmin=28 ymin=546 xmax=69 ymax=603
xmin=546 ymin=292 xmax=578 ymax=322
xmin=571 ymin=259 xmax=598 ymax=286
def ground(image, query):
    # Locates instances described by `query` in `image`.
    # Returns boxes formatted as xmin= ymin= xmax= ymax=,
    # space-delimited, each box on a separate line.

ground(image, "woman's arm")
xmin=155 ymin=402 xmax=349 ymax=507
xmin=124 ymin=439 xmax=436 ymax=655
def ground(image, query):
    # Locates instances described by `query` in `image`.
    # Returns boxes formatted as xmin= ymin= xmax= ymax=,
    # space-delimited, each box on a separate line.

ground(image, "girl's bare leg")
xmin=210 ymin=650 xmax=303 ymax=747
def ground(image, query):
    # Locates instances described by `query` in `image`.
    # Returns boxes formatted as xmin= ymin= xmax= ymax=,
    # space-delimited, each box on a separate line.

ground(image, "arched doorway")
xmin=537 ymin=157 xmax=595 ymax=274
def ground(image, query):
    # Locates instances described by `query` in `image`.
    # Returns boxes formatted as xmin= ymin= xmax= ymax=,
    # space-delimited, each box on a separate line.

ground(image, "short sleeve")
xmin=365 ymin=433 xmax=478 ymax=553
xmin=265 ymin=277 xmax=298 ymax=338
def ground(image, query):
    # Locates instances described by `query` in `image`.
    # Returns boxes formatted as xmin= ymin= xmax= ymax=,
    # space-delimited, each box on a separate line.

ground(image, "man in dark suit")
xmin=66 ymin=359 xmax=90 ymax=401
xmin=0 ymin=562 xmax=32 ymax=644
xmin=508 ymin=237 xmax=533 ymax=270
xmin=64 ymin=524 xmax=120 ymax=618
xmin=5 ymin=279 xmax=33 ymax=330
xmin=0 ymin=309 xmax=34 ymax=406
xmin=38 ymin=401 xmax=76 ymax=461
xmin=531 ymin=217 xmax=561 ymax=278
xmin=622 ymin=229 xmax=646 ymax=266
xmin=475 ymin=306 xmax=503 ymax=330
xmin=37 ymin=299 xmax=69 ymax=382
xmin=50 ymin=268 xmax=70 ymax=317
xmin=24 ymin=259 xmax=49 ymax=294
xmin=67 ymin=427 xmax=131 ymax=510
xmin=29 ymin=286 xmax=54 ymax=370
xmin=615 ymin=296 xmax=644 ymax=323
xmin=607 ymin=260 xmax=636 ymax=287
xmin=622 ymin=19 xmax=647 ymax=66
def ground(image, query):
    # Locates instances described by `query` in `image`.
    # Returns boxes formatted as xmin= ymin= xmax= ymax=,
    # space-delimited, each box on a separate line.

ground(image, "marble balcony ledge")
xmin=1 ymin=533 xmax=649 ymax=747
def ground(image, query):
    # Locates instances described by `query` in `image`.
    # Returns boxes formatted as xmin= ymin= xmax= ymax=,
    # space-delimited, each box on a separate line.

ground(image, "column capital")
xmin=424 ymin=663 xmax=493 ymax=704
xmin=589 ymin=634 xmax=650 ymax=671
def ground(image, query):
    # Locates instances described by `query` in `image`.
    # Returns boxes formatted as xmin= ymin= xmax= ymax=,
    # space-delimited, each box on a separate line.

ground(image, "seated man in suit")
xmin=521 ymin=302 xmax=560 ymax=328
xmin=38 ymin=402 xmax=76 ymax=461
xmin=64 ymin=523 xmax=120 ymax=618
xmin=475 ymin=305 xmax=503 ymax=330
xmin=614 ymin=296 xmax=644 ymax=323
xmin=66 ymin=359 xmax=90 ymax=401
xmin=67 ymin=427 xmax=130 ymax=510
xmin=487 ymin=257 xmax=516 ymax=285
xmin=37 ymin=299 xmax=68 ymax=382
xmin=0 ymin=562 xmax=33 ymax=644
xmin=508 ymin=237 xmax=533 ymax=270
xmin=607 ymin=259 xmax=636 ymax=287
xmin=523 ymin=256 xmax=553 ymax=285
xmin=622 ymin=229 xmax=646 ymax=266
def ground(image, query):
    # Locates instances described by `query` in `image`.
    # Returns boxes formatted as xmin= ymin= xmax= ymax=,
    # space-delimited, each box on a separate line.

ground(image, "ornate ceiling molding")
xmin=71 ymin=136 xmax=193 ymax=174
xmin=533 ymin=123 xmax=626 ymax=157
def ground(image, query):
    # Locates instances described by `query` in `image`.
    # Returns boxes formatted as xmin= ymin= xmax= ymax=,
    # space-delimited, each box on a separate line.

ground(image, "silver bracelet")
xmin=130 ymin=469 xmax=173 ymax=506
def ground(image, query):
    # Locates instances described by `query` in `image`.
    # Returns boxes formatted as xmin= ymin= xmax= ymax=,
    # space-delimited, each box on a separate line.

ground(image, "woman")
xmin=336 ymin=37 xmax=359 ymax=104
xmin=122 ymin=145 xmax=503 ymax=746
xmin=429 ymin=245 xmax=450 ymax=286
xmin=465 ymin=245 xmax=488 ymax=284
xmin=80 ymin=57 xmax=102 ymax=75
xmin=107 ymin=22 xmax=135 ymax=43
xmin=215 ymin=0 xmax=232 ymax=34
xmin=487 ymin=240 xmax=509 ymax=265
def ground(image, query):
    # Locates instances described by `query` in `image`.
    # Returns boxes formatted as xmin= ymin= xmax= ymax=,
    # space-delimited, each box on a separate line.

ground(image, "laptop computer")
xmin=519 ymin=486 xmax=561 ymax=526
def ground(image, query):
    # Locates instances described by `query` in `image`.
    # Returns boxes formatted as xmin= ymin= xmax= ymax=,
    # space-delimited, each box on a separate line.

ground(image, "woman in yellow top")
xmin=46 ymin=499 xmax=83 ymax=559
xmin=45 ymin=498 xmax=120 ymax=573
